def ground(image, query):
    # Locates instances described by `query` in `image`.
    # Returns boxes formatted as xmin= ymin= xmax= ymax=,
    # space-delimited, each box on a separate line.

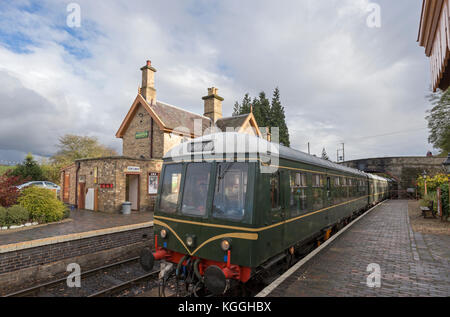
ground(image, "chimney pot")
xmin=147 ymin=60 xmax=151 ymax=67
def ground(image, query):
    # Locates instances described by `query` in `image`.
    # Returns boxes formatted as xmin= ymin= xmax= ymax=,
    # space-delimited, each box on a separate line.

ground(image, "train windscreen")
xmin=212 ymin=162 xmax=248 ymax=221
xmin=159 ymin=164 xmax=182 ymax=213
xmin=180 ymin=163 xmax=211 ymax=217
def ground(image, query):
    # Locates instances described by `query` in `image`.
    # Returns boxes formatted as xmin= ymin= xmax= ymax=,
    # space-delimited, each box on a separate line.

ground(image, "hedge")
xmin=18 ymin=187 xmax=67 ymax=223
xmin=0 ymin=205 xmax=30 ymax=228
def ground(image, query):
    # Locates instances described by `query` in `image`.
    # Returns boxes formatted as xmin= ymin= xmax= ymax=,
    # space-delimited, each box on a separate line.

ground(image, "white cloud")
xmin=0 ymin=0 xmax=434 ymax=164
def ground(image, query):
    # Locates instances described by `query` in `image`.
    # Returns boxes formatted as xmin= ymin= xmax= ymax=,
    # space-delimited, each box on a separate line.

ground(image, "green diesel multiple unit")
xmin=141 ymin=132 xmax=389 ymax=295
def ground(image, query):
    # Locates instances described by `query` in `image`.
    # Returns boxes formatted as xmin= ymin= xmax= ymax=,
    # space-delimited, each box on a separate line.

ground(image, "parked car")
xmin=17 ymin=181 xmax=61 ymax=195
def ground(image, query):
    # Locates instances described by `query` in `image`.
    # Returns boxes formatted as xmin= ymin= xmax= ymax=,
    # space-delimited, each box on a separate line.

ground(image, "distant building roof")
xmin=215 ymin=114 xmax=249 ymax=131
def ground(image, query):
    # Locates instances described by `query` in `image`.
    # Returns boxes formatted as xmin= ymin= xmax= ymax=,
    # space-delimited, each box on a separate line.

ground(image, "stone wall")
xmin=341 ymin=156 xmax=446 ymax=192
xmin=65 ymin=157 xmax=163 ymax=212
xmin=122 ymin=103 xmax=164 ymax=159
xmin=163 ymin=132 xmax=187 ymax=156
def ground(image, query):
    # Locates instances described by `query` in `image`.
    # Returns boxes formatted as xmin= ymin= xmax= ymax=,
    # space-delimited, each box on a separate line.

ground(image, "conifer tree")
xmin=233 ymin=88 xmax=290 ymax=147
xmin=270 ymin=87 xmax=290 ymax=146
xmin=240 ymin=93 xmax=252 ymax=114
xmin=232 ymin=101 xmax=241 ymax=116
xmin=12 ymin=153 xmax=44 ymax=181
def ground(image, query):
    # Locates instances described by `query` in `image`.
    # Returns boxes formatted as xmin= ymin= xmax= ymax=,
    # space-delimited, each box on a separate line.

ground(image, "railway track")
xmin=4 ymin=257 xmax=160 ymax=297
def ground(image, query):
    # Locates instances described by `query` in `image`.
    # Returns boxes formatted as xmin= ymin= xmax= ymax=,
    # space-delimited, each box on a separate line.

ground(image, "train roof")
xmin=164 ymin=132 xmax=387 ymax=180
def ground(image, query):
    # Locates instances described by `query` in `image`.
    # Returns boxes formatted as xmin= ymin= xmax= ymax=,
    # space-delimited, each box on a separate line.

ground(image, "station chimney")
xmin=202 ymin=87 xmax=223 ymax=123
xmin=140 ymin=60 xmax=157 ymax=103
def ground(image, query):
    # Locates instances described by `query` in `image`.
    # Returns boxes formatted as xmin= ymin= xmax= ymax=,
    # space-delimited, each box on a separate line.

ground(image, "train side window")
xmin=270 ymin=172 xmax=280 ymax=209
xmin=335 ymin=177 xmax=340 ymax=186
xmin=312 ymin=174 xmax=321 ymax=187
xmin=290 ymin=172 xmax=307 ymax=216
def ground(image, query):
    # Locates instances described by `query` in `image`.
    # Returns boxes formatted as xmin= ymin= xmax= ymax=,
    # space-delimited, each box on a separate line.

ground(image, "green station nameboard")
xmin=135 ymin=131 xmax=149 ymax=139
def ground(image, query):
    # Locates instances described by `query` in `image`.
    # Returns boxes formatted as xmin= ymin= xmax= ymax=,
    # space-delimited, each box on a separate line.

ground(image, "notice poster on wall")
xmin=149 ymin=173 xmax=159 ymax=194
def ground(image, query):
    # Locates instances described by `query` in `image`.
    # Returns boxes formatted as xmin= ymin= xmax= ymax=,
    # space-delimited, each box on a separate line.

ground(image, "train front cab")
xmin=143 ymin=160 xmax=260 ymax=295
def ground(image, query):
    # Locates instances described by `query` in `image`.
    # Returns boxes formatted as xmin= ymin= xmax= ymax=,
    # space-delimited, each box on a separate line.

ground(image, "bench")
xmin=420 ymin=201 xmax=436 ymax=219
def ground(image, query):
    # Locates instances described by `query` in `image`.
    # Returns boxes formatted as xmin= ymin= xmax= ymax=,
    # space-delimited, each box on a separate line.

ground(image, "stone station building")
xmin=60 ymin=60 xmax=263 ymax=213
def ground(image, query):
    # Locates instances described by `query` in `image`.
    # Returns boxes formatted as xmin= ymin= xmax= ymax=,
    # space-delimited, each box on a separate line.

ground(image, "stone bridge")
xmin=340 ymin=156 xmax=446 ymax=194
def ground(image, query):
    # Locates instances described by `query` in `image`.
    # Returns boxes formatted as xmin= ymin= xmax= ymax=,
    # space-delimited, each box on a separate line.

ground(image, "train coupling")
xmin=159 ymin=261 xmax=174 ymax=280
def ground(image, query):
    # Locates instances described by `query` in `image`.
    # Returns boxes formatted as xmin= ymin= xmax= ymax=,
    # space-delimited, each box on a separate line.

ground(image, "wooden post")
xmin=437 ymin=187 xmax=442 ymax=221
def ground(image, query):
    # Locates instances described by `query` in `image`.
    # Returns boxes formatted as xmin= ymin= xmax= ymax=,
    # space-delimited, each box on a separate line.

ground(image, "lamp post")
xmin=443 ymin=154 xmax=450 ymax=218
xmin=422 ymin=170 xmax=428 ymax=196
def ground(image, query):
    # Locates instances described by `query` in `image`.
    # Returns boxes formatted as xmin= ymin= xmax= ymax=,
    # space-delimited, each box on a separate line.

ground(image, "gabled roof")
xmin=116 ymin=94 xmax=212 ymax=138
xmin=215 ymin=113 xmax=262 ymax=136
xmin=152 ymin=100 xmax=212 ymax=134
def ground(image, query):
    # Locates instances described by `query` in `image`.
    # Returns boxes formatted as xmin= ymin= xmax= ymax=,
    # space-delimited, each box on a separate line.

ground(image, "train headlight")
xmin=186 ymin=235 xmax=196 ymax=247
xmin=160 ymin=229 xmax=167 ymax=239
xmin=220 ymin=239 xmax=231 ymax=251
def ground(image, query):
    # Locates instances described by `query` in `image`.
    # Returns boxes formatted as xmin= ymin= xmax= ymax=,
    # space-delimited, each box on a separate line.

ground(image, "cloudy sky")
xmin=0 ymin=0 xmax=433 ymax=164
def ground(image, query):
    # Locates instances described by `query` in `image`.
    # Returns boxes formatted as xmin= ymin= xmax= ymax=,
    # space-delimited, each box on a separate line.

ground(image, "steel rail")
xmin=87 ymin=270 xmax=160 ymax=297
xmin=3 ymin=256 xmax=140 ymax=297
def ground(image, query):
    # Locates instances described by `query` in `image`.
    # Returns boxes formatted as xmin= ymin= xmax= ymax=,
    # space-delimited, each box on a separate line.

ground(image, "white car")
xmin=17 ymin=181 xmax=61 ymax=194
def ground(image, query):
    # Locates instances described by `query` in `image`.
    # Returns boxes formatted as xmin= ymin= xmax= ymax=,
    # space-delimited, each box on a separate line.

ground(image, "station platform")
xmin=259 ymin=200 xmax=450 ymax=297
xmin=0 ymin=209 xmax=154 ymax=292
xmin=0 ymin=209 xmax=153 ymax=251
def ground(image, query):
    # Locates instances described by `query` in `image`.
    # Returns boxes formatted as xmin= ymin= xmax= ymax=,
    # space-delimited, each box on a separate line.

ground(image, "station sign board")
xmin=135 ymin=131 xmax=149 ymax=139
xmin=126 ymin=166 xmax=141 ymax=173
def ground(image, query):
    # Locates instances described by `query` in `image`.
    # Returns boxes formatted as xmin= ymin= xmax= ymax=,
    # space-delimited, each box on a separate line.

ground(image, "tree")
xmin=426 ymin=90 xmax=450 ymax=156
xmin=232 ymin=101 xmax=240 ymax=116
xmin=0 ymin=172 xmax=24 ymax=207
xmin=233 ymin=89 xmax=291 ymax=146
xmin=12 ymin=153 xmax=44 ymax=181
xmin=240 ymin=93 xmax=252 ymax=115
xmin=270 ymin=87 xmax=290 ymax=147
xmin=51 ymin=134 xmax=118 ymax=167
xmin=40 ymin=159 xmax=61 ymax=184
xmin=321 ymin=148 xmax=330 ymax=161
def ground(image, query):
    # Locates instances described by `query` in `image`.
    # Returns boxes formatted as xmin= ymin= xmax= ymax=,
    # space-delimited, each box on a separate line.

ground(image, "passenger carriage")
xmin=140 ymin=132 xmax=389 ymax=295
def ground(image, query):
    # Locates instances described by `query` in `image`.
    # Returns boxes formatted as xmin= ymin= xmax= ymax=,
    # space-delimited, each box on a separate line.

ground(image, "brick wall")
xmin=0 ymin=227 xmax=153 ymax=276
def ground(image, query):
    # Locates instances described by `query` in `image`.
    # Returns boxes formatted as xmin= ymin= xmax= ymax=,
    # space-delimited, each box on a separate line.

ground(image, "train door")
xmin=326 ymin=176 xmax=332 ymax=206
xmin=269 ymin=171 xmax=286 ymax=250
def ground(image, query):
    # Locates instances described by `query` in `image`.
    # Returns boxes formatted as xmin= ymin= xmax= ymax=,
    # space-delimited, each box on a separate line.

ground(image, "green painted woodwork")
xmin=154 ymin=157 xmax=389 ymax=269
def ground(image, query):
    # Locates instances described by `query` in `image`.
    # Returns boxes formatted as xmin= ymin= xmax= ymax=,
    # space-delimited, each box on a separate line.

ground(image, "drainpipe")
xmin=75 ymin=161 xmax=81 ymax=208
xmin=150 ymin=117 xmax=154 ymax=158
